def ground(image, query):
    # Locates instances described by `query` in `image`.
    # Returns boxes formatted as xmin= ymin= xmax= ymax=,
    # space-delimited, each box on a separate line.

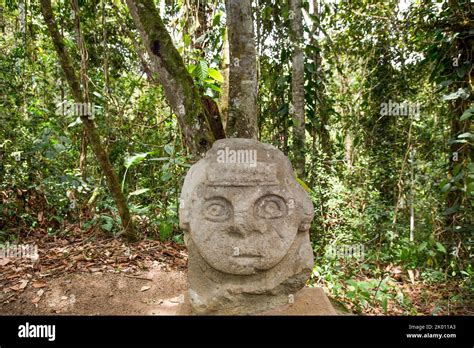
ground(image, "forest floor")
xmin=0 ymin=231 xmax=189 ymax=315
xmin=0 ymin=231 xmax=472 ymax=315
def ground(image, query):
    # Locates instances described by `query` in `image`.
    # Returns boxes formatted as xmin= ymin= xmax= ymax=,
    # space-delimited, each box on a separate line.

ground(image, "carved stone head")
xmin=179 ymin=138 xmax=314 ymax=314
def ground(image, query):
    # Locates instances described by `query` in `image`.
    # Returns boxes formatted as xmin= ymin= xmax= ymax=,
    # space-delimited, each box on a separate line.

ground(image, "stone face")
xmin=179 ymin=138 xmax=314 ymax=314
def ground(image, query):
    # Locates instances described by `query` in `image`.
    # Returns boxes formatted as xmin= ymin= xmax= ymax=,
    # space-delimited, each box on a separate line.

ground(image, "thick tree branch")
xmin=126 ymin=0 xmax=222 ymax=156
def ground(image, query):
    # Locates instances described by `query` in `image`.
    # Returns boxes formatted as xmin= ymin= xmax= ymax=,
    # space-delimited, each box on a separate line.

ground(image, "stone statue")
xmin=179 ymin=138 xmax=314 ymax=314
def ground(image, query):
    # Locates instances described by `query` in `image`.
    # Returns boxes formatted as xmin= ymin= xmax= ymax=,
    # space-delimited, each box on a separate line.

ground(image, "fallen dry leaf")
xmin=9 ymin=285 xmax=20 ymax=291
xmin=0 ymin=258 xmax=10 ymax=266
xmin=37 ymin=289 xmax=44 ymax=297
xmin=140 ymin=285 xmax=151 ymax=292
xmin=18 ymin=280 xmax=28 ymax=289
xmin=32 ymin=280 xmax=47 ymax=288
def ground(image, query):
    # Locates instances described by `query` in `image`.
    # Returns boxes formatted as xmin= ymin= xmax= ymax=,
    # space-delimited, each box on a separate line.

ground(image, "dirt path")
xmin=1 ymin=265 xmax=188 ymax=315
xmin=0 ymin=235 xmax=190 ymax=315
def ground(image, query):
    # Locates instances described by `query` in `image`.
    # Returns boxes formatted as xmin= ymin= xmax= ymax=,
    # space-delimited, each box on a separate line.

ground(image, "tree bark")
xmin=445 ymin=1 xmax=473 ymax=230
xmin=289 ymin=0 xmax=306 ymax=178
xmin=194 ymin=0 xmax=207 ymax=54
xmin=311 ymin=0 xmax=331 ymax=168
xmin=40 ymin=0 xmax=138 ymax=242
xmin=344 ymin=130 xmax=353 ymax=171
xmin=409 ymin=147 xmax=415 ymax=242
xmin=126 ymin=0 xmax=221 ymax=155
xmin=219 ymin=29 xmax=230 ymax=128
xmin=225 ymin=0 xmax=258 ymax=138
xmin=0 ymin=5 xmax=4 ymax=33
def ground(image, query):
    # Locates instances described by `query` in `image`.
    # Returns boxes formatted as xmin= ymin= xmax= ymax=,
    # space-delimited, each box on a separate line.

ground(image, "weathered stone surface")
xmin=149 ymin=287 xmax=337 ymax=315
xmin=179 ymin=138 xmax=314 ymax=314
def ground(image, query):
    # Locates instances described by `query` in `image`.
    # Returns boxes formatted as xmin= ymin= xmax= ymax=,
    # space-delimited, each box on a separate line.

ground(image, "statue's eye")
xmin=255 ymin=195 xmax=287 ymax=219
xmin=203 ymin=197 xmax=232 ymax=222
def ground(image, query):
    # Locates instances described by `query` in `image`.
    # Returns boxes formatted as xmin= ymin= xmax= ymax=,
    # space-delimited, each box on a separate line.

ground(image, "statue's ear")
xmin=179 ymin=198 xmax=190 ymax=232
xmin=298 ymin=215 xmax=312 ymax=233
xmin=298 ymin=193 xmax=314 ymax=233
xmin=179 ymin=219 xmax=190 ymax=232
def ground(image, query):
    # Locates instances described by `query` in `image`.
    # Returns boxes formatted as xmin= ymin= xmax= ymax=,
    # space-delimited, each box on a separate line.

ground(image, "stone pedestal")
xmin=259 ymin=287 xmax=337 ymax=315
xmin=148 ymin=287 xmax=337 ymax=315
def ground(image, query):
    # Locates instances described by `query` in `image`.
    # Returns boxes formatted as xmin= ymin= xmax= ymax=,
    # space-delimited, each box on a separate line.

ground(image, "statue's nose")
xmin=229 ymin=214 xmax=249 ymax=238
xmin=228 ymin=224 xmax=247 ymax=238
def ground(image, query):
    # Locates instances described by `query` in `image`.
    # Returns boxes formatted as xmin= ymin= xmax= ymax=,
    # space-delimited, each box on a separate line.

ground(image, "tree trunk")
xmin=344 ymin=130 xmax=353 ymax=171
xmin=40 ymin=0 xmax=138 ymax=242
xmin=289 ymin=0 xmax=306 ymax=178
xmin=445 ymin=2 xmax=473 ymax=230
xmin=194 ymin=0 xmax=207 ymax=54
xmin=0 ymin=5 xmax=4 ymax=33
xmin=224 ymin=0 xmax=258 ymax=138
xmin=126 ymin=0 xmax=221 ymax=155
xmin=72 ymin=0 xmax=89 ymax=181
xmin=409 ymin=147 xmax=415 ymax=242
xmin=219 ymin=29 xmax=230 ymax=128
xmin=311 ymin=0 xmax=331 ymax=168
xmin=19 ymin=0 xmax=26 ymax=34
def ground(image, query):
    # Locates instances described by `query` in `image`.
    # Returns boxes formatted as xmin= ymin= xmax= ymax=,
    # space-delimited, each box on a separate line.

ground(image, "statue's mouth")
xmin=233 ymin=252 xmax=263 ymax=258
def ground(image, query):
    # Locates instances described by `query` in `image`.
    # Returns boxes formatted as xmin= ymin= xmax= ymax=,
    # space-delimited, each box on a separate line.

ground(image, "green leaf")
xmin=53 ymin=143 xmax=66 ymax=152
xmin=346 ymin=291 xmax=355 ymax=299
xmin=187 ymin=64 xmax=196 ymax=74
xmin=124 ymin=153 xmax=148 ymax=169
xmin=128 ymin=188 xmax=150 ymax=197
xmin=451 ymin=171 xmax=463 ymax=183
xmin=443 ymin=205 xmax=459 ymax=215
xmin=452 ymin=164 xmax=462 ymax=176
xmin=456 ymin=63 xmax=470 ymax=78
xmin=208 ymin=68 xmax=224 ymax=83
xmin=197 ymin=60 xmax=208 ymax=81
xmin=381 ymin=297 xmax=388 ymax=312
xmin=458 ymin=132 xmax=473 ymax=139
xmin=439 ymin=80 xmax=453 ymax=87
xmin=172 ymin=234 xmax=184 ymax=244
xmin=418 ymin=241 xmax=428 ymax=252
xmin=212 ymin=11 xmax=222 ymax=26
xmin=467 ymin=182 xmax=474 ymax=195
xmin=208 ymin=84 xmax=222 ymax=93
xmin=159 ymin=221 xmax=173 ymax=241
xmin=162 ymin=172 xmax=172 ymax=181
xmin=92 ymin=91 xmax=103 ymax=100
xmin=442 ymin=88 xmax=469 ymax=101
xmin=435 ymin=242 xmax=446 ymax=254
xmin=438 ymin=179 xmax=449 ymax=190
xmin=164 ymin=144 xmax=174 ymax=156
xmin=448 ymin=139 xmax=468 ymax=144
xmin=101 ymin=216 xmax=114 ymax=232
xmin=149 ymin=157 xmax=170 ymax=161
xmin=460 ymin=107 xmax=474 ymax=121
xmin=441 ymin=182 xmax=451 ymax=193
xmin=183 ymin=34 xmax=190 ymax=47
xmin=296 ymin=177 xmax=312 ymax=193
